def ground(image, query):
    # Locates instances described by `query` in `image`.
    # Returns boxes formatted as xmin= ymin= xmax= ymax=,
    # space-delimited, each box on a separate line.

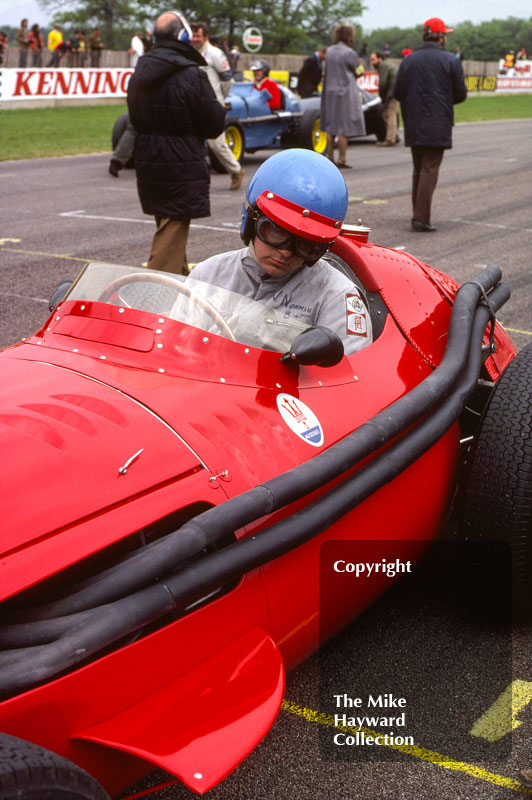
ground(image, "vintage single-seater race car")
xmin=0 ymin=216 xmax=529 ymax=798
xmin=211 ymin=82 xmax=386 ymax=165
xmin=111 ymin=83 xmax=385 ymax=170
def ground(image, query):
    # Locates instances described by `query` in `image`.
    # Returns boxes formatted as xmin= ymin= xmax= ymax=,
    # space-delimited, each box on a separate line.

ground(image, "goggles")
xmin=255 ymin=214 xmax=331 ymax=261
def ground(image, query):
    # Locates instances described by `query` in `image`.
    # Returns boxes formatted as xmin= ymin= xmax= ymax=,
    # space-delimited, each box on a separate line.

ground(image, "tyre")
xmin=364 ymin=107 xmax=387 ymax=142
xmin=224 ymin=121 xmax=245 ymax=164
xmin=111 ymin=113 xmax=128 ymax=151
xmin=460 ymin=342 xmax=532 ymax=614
xmin=210 ymin=120 xmax=245 ymax=173
xmin=297 ymin=109 xmax=327 ymax=155
xmin=0 ymin=733 xmax=110 ymax=799
xmin=111 ymin=113 xmax=135 ymax=169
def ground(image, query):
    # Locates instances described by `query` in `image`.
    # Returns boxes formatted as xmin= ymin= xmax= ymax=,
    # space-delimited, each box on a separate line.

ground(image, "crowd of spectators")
xmin=3 ymin=16 xmax=244 ymax=70
xmin=500 ymin=46 xmax=528 ymax=74
xmin=6 ymin=18 xmax=107 ymax=67
xmin=2 ymin=13 xmax=530 ymax=76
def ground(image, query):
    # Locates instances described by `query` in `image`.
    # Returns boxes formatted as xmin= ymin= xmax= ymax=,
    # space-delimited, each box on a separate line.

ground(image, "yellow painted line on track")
xmin=282 ymin=700 xmax=532 ymax=795
xmin=471 ymin=681 xmax=532 ymax=741
xmin=505 ymin=327 xmax=532 ymax=337
xmin=0 ymin=247 xmax=90 ymax=262
xmin=348 ymin=196 xmax=388 ymax=205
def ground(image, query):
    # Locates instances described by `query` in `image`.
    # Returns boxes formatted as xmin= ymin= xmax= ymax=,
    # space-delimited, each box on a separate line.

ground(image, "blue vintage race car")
xmin=211 ymin=82 xmax=385 ymax=169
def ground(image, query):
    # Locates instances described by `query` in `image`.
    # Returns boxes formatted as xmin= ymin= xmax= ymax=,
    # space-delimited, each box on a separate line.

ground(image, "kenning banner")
xmin=0 ymin=68 xmax=134 ymax=102
xmin=2 ymin=67 xmax=380 ymax=103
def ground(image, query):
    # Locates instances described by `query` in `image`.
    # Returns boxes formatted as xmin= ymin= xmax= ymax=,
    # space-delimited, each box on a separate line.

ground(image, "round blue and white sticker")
xmin=276 ymin=393 xmax=324 ymax=448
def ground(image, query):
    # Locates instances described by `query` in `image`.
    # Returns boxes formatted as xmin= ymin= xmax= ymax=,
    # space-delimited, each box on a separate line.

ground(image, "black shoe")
xmin=109 ymin=158 xmax=122 ymax=177
xmin=411 ymin=219 xmax=437 ymax=232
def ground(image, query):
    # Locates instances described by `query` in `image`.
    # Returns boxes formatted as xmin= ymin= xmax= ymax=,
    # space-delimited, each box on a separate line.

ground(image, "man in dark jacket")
xmin=297 ymin=47 xmax=326 ymax=97
xmin=393 ymin=17 xmax=467 ymax=232
xmin=127 ymin=11 xmax=226 ymax=274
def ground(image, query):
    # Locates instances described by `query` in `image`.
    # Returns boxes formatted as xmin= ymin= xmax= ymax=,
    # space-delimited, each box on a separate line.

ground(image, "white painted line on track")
xmin=467 ymin=157 xmax=518 ymax=162
xmin=59 ymin=210 xmax=237 ymax=233
xmin=0 ymin=291 xmax=47 ymax=303
xmin=60 ymin=209 xmax=152 ymax=224
xmin=452 ymin=218 xmax=532 ymax=234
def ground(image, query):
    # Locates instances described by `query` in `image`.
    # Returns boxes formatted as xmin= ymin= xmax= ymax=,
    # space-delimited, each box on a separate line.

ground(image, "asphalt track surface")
xmin=1 ymin=118 xmax=531 ymax=800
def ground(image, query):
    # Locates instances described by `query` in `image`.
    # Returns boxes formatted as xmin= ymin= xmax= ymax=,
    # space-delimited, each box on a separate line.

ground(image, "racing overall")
xmin=191 ymin=247 xmax=372 ymax=356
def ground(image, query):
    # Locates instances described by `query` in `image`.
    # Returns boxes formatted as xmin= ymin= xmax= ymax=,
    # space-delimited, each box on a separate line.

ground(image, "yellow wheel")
xmin=298 ymin=110 xmax=327 ymax=154
xmin=225 ymin=124 xmax=244 ymax=163
xmin=311 ymin=117 xmax=327 ymax=154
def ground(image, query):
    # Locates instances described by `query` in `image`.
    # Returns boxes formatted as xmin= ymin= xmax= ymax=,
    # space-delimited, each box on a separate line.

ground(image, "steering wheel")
xmin=98 ymin=272 xmax=236 ymax=341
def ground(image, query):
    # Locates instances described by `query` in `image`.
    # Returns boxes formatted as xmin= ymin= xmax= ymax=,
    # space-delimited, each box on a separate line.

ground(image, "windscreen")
xmin=64 ymin=262 xmax=308 ymax=352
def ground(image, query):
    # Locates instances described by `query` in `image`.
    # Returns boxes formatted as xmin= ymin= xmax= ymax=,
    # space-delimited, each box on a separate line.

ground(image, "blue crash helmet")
xmin=241 ymin=149 xmax=349 ymax=244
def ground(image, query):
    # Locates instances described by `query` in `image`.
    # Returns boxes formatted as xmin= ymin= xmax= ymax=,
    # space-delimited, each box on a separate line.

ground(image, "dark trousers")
xmin=411 ymin=146 xmax=445 ymax=225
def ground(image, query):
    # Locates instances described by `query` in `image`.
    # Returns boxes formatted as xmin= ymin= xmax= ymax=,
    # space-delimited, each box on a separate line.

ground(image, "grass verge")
xmin=454 ymin=93 xmax=532 ymax=123
xmin=0 ymin=94 xmax=530 ymax=161
xmin=1 ymin=103 xmax=127 ymax=160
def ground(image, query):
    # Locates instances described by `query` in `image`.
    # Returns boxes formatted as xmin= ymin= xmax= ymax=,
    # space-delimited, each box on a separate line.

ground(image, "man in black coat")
xmin=297 ymin=47 xmax=326 ymax=97
xmin=393 ymin=17 xmax=467 ymax=232
xmin=127 ymin=11 xmax=226 ymax=274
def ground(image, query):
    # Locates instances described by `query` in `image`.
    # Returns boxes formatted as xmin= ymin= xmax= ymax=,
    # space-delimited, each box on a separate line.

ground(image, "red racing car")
xmin=0 ymin=219 xmax=527 ymax=798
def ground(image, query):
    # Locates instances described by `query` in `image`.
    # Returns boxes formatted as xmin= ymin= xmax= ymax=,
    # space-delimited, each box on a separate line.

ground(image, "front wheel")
xmin=225 ymin=121 xmax=245 ymax=164
xmin=209 ymin=121 xmax=245 ymax=173
xmin=0 ymin=733 xmax=110 ymax=799
xmin=460 ymin=342 xmax=532 ymax=615
xmin=298 ymin=110 xmax=327 ymax=155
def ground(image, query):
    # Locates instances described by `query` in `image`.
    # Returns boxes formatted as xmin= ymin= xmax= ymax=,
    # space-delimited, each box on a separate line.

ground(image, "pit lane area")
xmin=0 ymin=117 xmax=531 ymax=800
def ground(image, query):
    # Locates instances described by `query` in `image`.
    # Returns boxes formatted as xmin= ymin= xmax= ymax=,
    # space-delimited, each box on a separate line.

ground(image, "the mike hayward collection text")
xmin=331 ymin=694 xmax=414 ymax=748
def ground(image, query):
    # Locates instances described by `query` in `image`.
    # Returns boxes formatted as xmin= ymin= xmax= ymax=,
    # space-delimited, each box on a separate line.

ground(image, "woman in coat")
xmin=320 ymin=24 xmax=366 ymax=169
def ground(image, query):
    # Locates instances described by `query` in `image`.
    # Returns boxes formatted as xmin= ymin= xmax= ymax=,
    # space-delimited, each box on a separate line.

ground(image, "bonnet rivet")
xmin=267 ymin=192 xmax=274 ymax=199
xmin=302 ymin=209 xmax=310 ymax=217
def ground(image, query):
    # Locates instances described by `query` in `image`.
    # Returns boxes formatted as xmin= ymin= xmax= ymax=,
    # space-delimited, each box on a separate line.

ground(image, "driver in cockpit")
xmin=189 ymin=149 xmax=372 ymax=356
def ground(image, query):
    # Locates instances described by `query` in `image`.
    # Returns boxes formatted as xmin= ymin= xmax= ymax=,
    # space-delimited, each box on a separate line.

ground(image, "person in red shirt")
xmin=250 ymin=60 xmax=281 ymax=110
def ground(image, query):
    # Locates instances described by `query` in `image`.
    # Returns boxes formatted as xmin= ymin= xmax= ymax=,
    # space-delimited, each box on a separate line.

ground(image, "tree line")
xmin=361 ymin=17 xmax=532 ymax=62
xmin=4 ymin=1 xmax=531 ymax=60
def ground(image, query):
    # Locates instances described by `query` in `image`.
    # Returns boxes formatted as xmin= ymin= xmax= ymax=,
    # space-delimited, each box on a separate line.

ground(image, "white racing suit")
xmin=199 ymin=41 xmax=241 ymax=177
xmin=190 ymin=247 xmax=372 ymax=356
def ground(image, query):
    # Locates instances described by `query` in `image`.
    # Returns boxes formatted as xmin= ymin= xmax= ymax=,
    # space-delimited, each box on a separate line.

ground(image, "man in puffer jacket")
xmin=127 ymin=11 xmax=226 ymax=274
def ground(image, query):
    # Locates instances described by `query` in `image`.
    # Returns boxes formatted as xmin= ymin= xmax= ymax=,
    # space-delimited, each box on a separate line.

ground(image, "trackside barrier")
xmin=2 ymin=64 xmax=530 ymax=107
xmin=0 ymin=67 xmax=133 ymax=106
